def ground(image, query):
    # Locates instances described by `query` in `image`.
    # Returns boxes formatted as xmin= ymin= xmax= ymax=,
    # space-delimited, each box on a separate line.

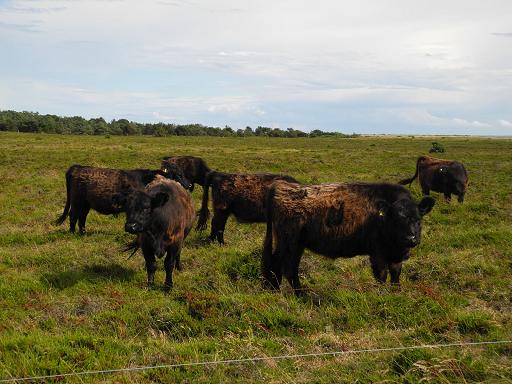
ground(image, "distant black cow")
xmin=161 ymin=156 xmax=211 ymax=192
xmin=263 ymin=181 xmax=435 ymax=295
xmin=196 ymin=171 xmax=299 ymax=244
xmin=399 ymin=156 xmax=468 ymax=203
xmin=55 ymin=164 xmax=190 ymax=234
xmin=119 ymin=177 xmax=195 ymax=290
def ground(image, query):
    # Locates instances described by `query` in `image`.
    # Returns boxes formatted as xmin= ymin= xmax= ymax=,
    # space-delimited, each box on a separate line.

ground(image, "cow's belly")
xmin=85 ymin=192 xmax=122 ymax=215
xmin=302 ymin=232 xmax=367 ymax=259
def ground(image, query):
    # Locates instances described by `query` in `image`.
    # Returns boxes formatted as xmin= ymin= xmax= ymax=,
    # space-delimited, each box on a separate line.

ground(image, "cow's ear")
xmin=151 ymin=192 xmax=169 ymax=209
xmin=376 ymin=200 xmax=390 ymax=219
xmin=418 ymin=196 xmax=435 ymax=216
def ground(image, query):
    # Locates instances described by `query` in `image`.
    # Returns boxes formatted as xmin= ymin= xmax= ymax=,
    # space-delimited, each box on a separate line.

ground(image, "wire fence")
xmin=1 ymin=340 xmax=510 ymax=383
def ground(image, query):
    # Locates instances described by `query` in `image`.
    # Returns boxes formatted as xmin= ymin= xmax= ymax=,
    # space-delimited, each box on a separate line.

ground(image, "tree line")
xmin=0 ymin=110 xmax=357 ymax=138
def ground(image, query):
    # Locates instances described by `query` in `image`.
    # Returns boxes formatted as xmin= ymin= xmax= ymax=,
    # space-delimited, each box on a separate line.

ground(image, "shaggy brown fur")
xmin=55 ymin=165 xmax=185 ymax=234
xmin=262 ymin=181 xmax=435 ymax=294
xmin=399 ymin=156 xmax=468 ymax=203
xmin=196 ymin=171 xmax=299 ymax=244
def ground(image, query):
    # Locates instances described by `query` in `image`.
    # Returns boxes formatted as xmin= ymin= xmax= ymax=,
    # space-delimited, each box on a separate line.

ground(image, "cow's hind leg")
xmin=78 ymin=203 xmax=90 ymax=235
xmin=283 ymin=244 xmax=305 ymax=296
xmin=142 ymin=243 xmax=157 ymax=289
xmin=209 ymin=209 xmax=229 ymax=245
xmin=69 ymin=202 xmax=78 ymax=233
xmin=262 ymin=241 xmax=283 ymax=290
xmin=69 ymin=210 xmax=78 ymax=233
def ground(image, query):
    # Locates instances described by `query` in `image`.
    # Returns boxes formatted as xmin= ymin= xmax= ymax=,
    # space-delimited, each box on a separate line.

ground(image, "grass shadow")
xmin=41 ymin=263 xmax=136 ymax=289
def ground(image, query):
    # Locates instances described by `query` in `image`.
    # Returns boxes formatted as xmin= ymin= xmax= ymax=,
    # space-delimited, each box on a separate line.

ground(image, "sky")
xmin=0 ymin=0 xmax=511 ymax=135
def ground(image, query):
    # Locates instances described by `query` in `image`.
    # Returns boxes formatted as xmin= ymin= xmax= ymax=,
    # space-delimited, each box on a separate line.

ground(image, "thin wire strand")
xmin=1 ymin=340 xmax=510 ymax=383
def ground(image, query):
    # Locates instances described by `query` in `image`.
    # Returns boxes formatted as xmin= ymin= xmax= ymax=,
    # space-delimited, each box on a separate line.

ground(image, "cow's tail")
xmin=122 ymin=237 xmax=140 ymax=259
xmin=55 ymin=167 xmax=73 ymax=225
xmin=262 ymin=186 xmax=278 ymax=288
xmin=196 ymin=171 xmax=214 ymax=231
xmin=399 ymin=157 xmax=421 ymax=186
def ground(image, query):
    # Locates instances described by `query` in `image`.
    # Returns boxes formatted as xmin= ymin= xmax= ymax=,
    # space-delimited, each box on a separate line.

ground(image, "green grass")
xmin=0 ymin=131 xmax=511 ymax=383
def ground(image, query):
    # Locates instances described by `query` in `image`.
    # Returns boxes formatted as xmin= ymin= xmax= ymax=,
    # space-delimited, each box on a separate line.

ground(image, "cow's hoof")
xmin=163 ymin=284 xmax=173 ymax=292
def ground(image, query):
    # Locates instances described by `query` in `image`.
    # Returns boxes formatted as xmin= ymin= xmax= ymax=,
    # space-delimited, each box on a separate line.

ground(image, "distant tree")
xmin=244 ymin=126 xmax=254 ymax=136
xmin=0 ymin=110 xmax=356 ymax=138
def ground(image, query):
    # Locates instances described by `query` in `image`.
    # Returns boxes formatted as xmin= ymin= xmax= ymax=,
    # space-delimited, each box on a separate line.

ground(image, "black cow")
xmin=118 ymin=177 xmax=195 ymax=290
xmin=196 ymin=171 xmax=299 ymax=244
xmin=161 ymin=156 xmax=211 ymax=192
xmin=55 ymin=164 xmax=190 ymax=234
xmin=263 ymin=181 xmax=435 ymax=295
xmin=399 ymin=156 xmax=468 ymax=203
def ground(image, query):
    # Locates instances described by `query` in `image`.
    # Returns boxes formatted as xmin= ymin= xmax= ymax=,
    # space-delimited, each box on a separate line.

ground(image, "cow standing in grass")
xmin=262 ymin=181 xmax=435 ymax=295
xmin=119 ymin=177 xmax=195 ymax=290
xmin=196 ymin=171 xmax=299 ymax=244
xmin=161 ymin=156 xmax=211 ymax=192
xmin=399 ymin=156 xmax=468 ymax=203
xmin=55 ymin=164 xmax=190 ymax=234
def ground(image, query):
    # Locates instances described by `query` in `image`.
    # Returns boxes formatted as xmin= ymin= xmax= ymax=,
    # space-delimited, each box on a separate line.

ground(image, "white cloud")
xmin=0 ymin=0 xmax=511 ymax=134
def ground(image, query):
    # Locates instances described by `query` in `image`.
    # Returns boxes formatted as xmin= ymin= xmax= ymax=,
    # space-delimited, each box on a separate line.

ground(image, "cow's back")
xmin=146 ymin=179 xmax=195 ymax=244
xmin=270 ymin=181 xmax=409 ymax=258
xmin=70 ymin=166 xmax=129 ymax=214
xmin=217 ymin=173 xmax=297 ymax=222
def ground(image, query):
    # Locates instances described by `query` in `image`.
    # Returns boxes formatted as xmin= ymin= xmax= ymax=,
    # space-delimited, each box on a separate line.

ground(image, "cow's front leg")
xmin=388 ymin=262 xmax=402 ymax=285
xmin=163 ymin=246 xmax=177 ymax=292
xmin=142 ymin=244 xmax=157 ymax=289
xmin=370 ymin=254 xmax=388 ymax=283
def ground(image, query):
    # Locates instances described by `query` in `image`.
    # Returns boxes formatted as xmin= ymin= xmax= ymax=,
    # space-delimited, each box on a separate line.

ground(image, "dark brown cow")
xmin=161 ymin=156 xmax=211 ymax=192
xmin=119 ymin=178 xmax=195 ymax=290
xmin=55 ymin=164 xmax=190 ymax=234
xmin=262 ymin=181 xmax=435 ymax=295
xmin=399 ymin=156 xmax=468 ymax=203
xmin=196 ymin=171 xmax=299 ymax=244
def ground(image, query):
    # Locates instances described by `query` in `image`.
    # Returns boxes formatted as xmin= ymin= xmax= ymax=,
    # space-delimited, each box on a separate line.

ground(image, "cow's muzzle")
xmin=405 ymin=235 xmax=419 ymax=247
xmin=125 ymin=222 xmax=143 ymax=234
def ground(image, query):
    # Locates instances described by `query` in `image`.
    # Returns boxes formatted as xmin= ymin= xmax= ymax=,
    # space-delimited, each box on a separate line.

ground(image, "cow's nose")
xmin=406 ymin=235 xmax=418 ymax=245
xmin=125 ymin=222 xmax=140 ymax=233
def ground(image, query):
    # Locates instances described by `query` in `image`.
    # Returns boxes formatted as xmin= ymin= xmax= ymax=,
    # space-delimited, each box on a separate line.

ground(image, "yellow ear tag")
xmin=379 ymin=210 xmax=385 ymax=217
xmin=163 ymin=168 xmax=168 ymax=173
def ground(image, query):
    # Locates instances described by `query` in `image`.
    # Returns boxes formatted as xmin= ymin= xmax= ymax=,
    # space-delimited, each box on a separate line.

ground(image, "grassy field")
xmin=0 ymin=131 xmax=511 ymax=383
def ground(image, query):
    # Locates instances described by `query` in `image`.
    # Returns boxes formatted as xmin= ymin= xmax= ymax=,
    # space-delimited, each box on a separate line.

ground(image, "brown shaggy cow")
xmin=161 ymin=156 xmax=211 ymax=192
xmin=55 ymin=164 xmax=190 ymax=234
xmin=196 ymin=171 xmax=299 ymax=244
xmin=399 ymin=156 xmax=468 ymax=203
xmin=263 ymin=181 xmax=435 ymax=294
xmin=118 ymin=178 xmax=195 ymax=290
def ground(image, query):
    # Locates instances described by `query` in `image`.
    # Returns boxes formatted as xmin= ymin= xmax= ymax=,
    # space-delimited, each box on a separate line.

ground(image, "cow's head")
xmin=113 ymin=189 xmax=169 ymax=234
xmin=161 ymin=163 xmax=192 ymax=191
xmin=378 ymin=196 xmax=435 ymax=249
xmin=440 ymin=165 xmax=468 ymax=203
